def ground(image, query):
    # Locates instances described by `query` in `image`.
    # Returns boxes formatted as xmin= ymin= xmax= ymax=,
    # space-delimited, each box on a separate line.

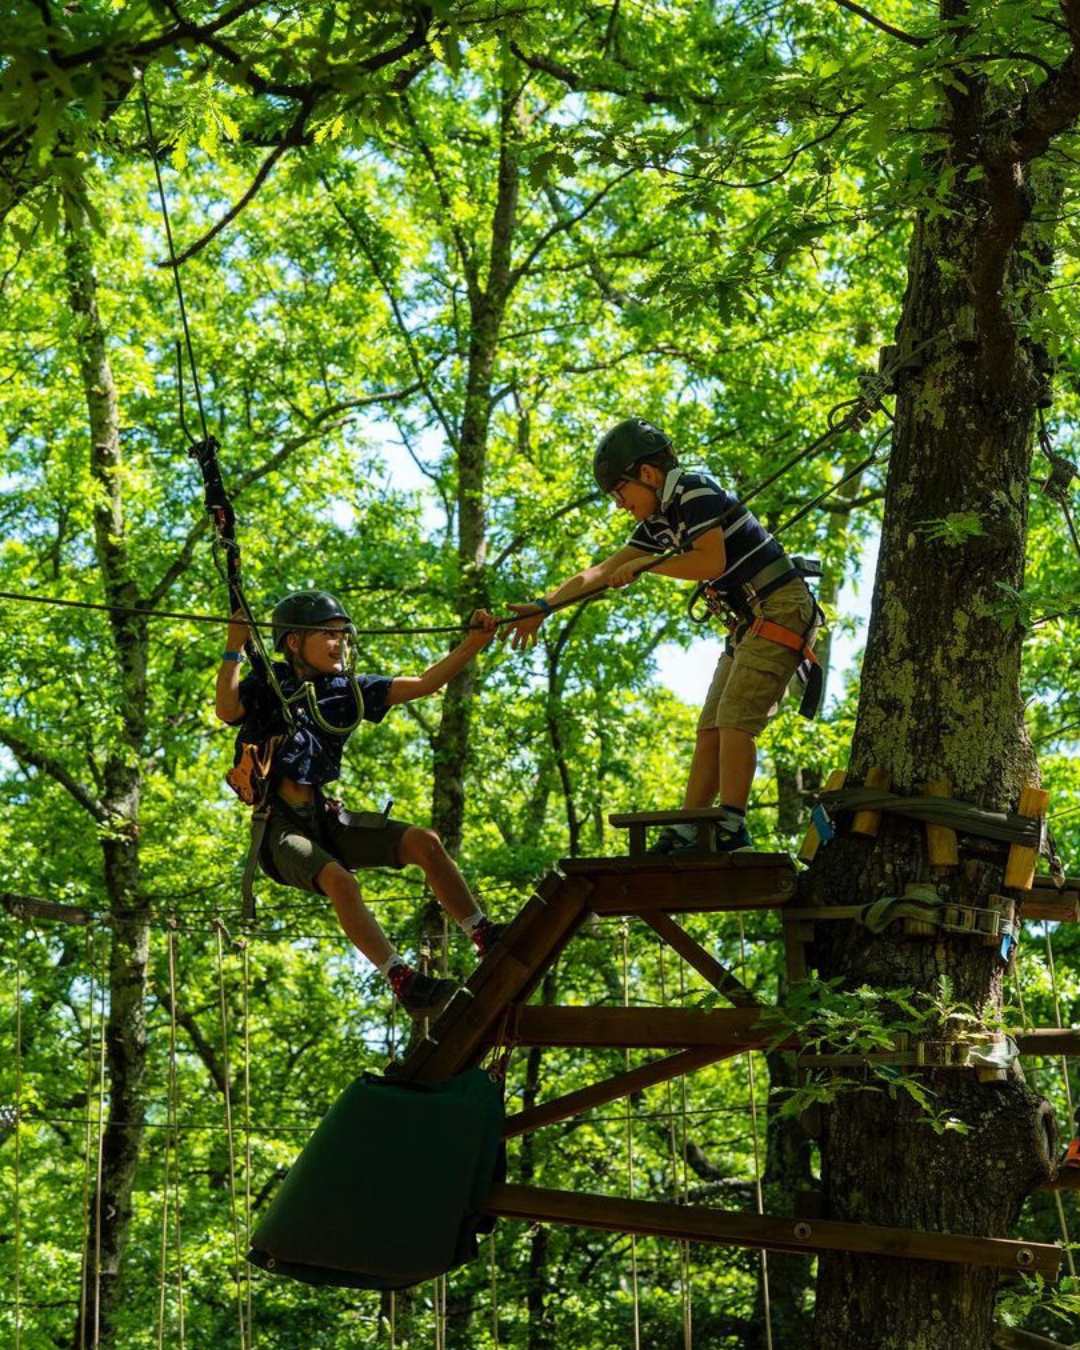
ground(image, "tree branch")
xmin=0 ymin=727 xmax=108 ymax=823
xmin=144 ymin=385 xmax=422 ymax=610
xmin=1009 ymin=3 xmax=1080 ymax=163
xmin=831 ymin=0 xmax=927 ymax=48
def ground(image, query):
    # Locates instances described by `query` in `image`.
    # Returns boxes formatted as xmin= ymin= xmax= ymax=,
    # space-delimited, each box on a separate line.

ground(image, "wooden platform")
xmin=384 ymin=849 xmax=1066 ymax=1277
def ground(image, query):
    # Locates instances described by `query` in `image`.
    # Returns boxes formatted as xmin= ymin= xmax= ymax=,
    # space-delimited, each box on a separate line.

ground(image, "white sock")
xmin=459 ymin=910 xmax=485 ymax=935
xmin=378 ymin=951 xmax=407 ymax=979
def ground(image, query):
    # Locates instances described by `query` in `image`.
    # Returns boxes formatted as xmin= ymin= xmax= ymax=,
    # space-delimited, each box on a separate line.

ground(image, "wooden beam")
xmin=609 ymin=807 xmax=765 ymax=827
xmin=510 ymin=1005 xmax=789 ymax=1051
xmin=567 ymin=860 xmax=796 ymax=915
xmin=1043 ymin=1168 xmax=1080 ymax=1193
xmin=923 ymin=777 xmax=960 ymax=868
xmin=485 ymin=1183 xmax=1061 ymax=1277
xmin=640 ymin=911 xmax=759 ymax=1007
xmin=798 ymin=768 xmax=846 ymax=864
xmin=1015 ymin=1028 xmax=1080 ymax=1057
xmin=392 ymin=873 xmax=592 ymax=1084
xmin=1024 ymin=882 xmax=1080 ymax=923
xmin=1005 ymin=787 xmax=1049 ymax=892
xmin=851 ymin=766 xmax=891 ymax=836
xmin=503 ymin=1047 xmax=738 ymax=1139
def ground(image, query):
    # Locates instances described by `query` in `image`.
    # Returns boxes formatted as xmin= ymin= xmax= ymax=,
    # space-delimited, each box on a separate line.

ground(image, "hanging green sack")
xmin=248 ymin=1067 xmax=505 ymax=1289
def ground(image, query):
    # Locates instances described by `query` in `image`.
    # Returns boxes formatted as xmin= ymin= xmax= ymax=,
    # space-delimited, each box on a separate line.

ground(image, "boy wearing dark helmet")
xmin=216 ymin=589 xmax=502 ymax=1017
xmin=504 ymin=419 xmax=819 ymax=854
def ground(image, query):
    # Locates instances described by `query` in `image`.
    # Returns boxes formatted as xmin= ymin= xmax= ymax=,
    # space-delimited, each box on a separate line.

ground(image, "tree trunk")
xmin=810 ymin=31 xmax=1068 ymax=1345
xmin=64 ymin=188 xmax=151 ymax=1350
xmin=431 ymin=84 xmax=520 ymax=854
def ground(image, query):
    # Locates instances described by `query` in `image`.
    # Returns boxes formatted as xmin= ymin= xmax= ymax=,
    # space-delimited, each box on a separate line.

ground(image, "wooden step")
xmin=485 ymin=1183 xmax=1061 ymax=1276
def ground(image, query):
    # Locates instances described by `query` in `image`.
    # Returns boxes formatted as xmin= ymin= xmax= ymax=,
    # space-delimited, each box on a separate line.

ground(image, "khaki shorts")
xmin=261 ymin=797 xmax=410 ymax=893
xmin=698 ymin=579 xmax=819 ymax=736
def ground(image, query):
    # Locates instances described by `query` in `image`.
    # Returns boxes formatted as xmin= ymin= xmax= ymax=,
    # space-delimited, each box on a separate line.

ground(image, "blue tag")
xmin=811 ymin=804 xmax=834 ymax=842
xmin=999 ymin=933 xmax=1015 ymax=964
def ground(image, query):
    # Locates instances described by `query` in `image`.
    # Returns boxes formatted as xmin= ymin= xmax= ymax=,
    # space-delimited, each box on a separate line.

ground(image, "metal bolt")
xmin=1016 ymin=1248 xmax=1035 ymax=1268
xmin=793 ymin=1222 xmax=813 ymax=1240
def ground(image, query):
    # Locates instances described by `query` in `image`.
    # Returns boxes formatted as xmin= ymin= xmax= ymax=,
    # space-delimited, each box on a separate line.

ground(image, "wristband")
xmin=222 ymin=650 xmax=244 ymax=663
xmin=532 ymin=597 xmax=553 ymax=616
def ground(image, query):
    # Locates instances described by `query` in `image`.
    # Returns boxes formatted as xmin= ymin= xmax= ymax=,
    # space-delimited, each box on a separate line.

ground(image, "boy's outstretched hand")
xmin=466 ymin=609 xmax=499 ymax=650
xmin=499 ymin=603 xmax=547 ymax=651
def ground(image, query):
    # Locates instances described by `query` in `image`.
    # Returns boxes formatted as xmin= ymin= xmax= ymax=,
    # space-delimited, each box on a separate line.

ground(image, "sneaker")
xmin=392 ymin=969 xmax=459 ymax=1020
xmin=712 ymin=821 xmax=753 ymax=853
xmin=648 ymin=824 xmax=701 ymax=856
xmin=471 ymin=917 xmax=507 ymax=957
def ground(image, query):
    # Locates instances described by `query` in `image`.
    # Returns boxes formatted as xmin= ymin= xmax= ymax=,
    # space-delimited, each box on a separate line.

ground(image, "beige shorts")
xmin=261 ymin=797 xmax=410 ymax=893
xmin=698 ymin=579 xmax=819 ymax=736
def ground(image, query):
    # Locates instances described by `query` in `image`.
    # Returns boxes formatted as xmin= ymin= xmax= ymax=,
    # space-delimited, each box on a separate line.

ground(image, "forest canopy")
xmin=1 ymin=2 xmax=1078 ymax=1347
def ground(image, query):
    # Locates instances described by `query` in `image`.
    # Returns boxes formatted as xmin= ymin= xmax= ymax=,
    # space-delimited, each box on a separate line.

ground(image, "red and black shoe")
xmin=388 ymin=965 xmax=458 ymax=1020
xmin=471 ymin=916 xmax=508 ymax=958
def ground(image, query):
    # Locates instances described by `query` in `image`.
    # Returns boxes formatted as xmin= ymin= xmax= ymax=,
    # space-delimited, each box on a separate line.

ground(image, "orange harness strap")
xmin=747 ymin=616 xmax=819 ymax=665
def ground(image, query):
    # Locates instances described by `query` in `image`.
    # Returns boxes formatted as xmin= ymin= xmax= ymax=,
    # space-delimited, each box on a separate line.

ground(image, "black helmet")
xmin=271 ymin=590 xmax=353 ymax=651
xmin=593 ymin=418 xmax=673 ymax=493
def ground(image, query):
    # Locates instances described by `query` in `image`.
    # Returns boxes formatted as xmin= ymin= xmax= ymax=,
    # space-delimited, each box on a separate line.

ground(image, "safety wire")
xmin=621 ymin=921 xmax=642 ymax=1350
xmin=13 ymin=923 xmax=22 ymax=1350
xmin=78 ymin=926 xmax=96 ymax=1350
xmin=166 ymin=926 xmax=187 ymax=1347
xmin=738 ymin=917 xmax=773 ymax=1350
xmin=1044 ymin=929 xmax=1077 ymax=1279
xmin=657 ymin=943 xmax=692 ymax=1348
xmin=677 ymin=959 xmax=693 ymax=1349
xmin=214 ymin=922 xmax=250 ymax=1348
xmin=92 ymin=931 xmax=107 ymax=1350
xmin=241 ymin=940 xmax=254 ymax=1344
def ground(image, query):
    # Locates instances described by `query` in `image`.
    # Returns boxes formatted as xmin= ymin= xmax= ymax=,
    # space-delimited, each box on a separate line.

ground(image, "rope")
xmin=92 ymin=930 xmax=107 ymax=1350
xmin=1044 ymin=929 xmax=1077 ymax=1280
xmin=657 ymin=944 xmax=692 ymax=1349
xmin=214 ymin=923 xmax=249 ymax=1349
xmin=78 ymin=926 xmax=96 ymax=1350
xmin=739 ymin=917 xmax=773 ymax=1350
xmin=240 ymin=940 xmax=254 ymax=1345
xmin=165 ymin=926 xmax=187 ymax=1348
xmin=621 ymin=921 xmax=641 ymax=1350
xmin=489 ymin=1231 xmax=499 ymax=1350
xmin=677 ymin=959 xmax=693 ymax=1350
xmin=13 ymin=923 xmax=22 ymax=1350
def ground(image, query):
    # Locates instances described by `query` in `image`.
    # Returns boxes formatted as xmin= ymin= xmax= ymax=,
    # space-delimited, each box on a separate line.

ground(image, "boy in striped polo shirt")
xmin=504 ymin=418 xmax=819 ymax=854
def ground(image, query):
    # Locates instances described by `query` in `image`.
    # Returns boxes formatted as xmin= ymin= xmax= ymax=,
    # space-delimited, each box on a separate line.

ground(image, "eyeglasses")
xmin=609 ymin=479 xmax=631 ymax=505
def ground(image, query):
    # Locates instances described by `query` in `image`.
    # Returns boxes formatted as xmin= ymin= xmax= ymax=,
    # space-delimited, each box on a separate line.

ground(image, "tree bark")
xmin=64 ymin=187 xmax=151 ymax=1350
xmin=810 ymin=16 xmax=1073 ymax=1344
xmin=431 ymin=81 xmax=521 ymax=854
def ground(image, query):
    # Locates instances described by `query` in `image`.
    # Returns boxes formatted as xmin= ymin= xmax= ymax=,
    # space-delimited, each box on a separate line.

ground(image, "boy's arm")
xmin=385 ymin=610 xmax=497 ymax=706
xmin=501 ymin=544 xmax=649 ymax=651
xmin=609 ymin=527 xmax=726 ymax=587
xmin=214 ymin=611 xmax=251 ymax=722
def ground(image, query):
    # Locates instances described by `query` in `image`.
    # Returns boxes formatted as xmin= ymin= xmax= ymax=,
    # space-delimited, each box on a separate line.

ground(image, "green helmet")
xmin=271 ymin=590 xmax=353 ymax=651
xmin=593 ymin=418 xmax=672 ymax=493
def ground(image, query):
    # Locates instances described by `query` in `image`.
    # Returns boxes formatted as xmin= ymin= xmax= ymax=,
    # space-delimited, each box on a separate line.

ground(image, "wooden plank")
xmin=585 ymin=864 xmax=796 ymax=915
xmin=561 ymin=852 xmax=794 ymax=875
xmin=1024 ymin=883 xmax=1080 ymax=923
xmin=1005 ymin=786 xmax=1049 ymax=892
xmin=511 ymin=1005 xmax=791 ymax=1051
xmin=924 ymin=777 xmax=960 ymax=868
xmin=1044 ymin=1168 xmax=1080 ymax=1193
xmin=783 ymin=916 xmax=812 ymax=985
xmin=503 ymin=1046 xmax=737 ymax=1139
xmin=797 ymin=768 xmax=846 ymax=864
xmin=610 ymin=807 xmax=763 ymax=827
xmin=1015 ymin=1028 xmax=1080 ymax=1057
xmin=640 ymin=911 xmax=759 ymax=1007
xmin=851 ymin=766 xmax=891 ymax=837
xmin=485 ymin=1183 xmax=1061 ymax=1277
xmin=395 ymin=876 xmax=592 ymax=1084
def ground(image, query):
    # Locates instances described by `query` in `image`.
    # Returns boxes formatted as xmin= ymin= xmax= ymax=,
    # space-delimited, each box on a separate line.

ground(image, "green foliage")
xmin=1 ymin=1 xmax=1079 ymax=1346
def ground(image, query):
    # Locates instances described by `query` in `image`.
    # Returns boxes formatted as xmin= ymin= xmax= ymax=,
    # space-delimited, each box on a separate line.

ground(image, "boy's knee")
xmin=400 ymin=825 xmax=445 ymax=866
xmin=318 ymin=862 xmax=360 ymax=901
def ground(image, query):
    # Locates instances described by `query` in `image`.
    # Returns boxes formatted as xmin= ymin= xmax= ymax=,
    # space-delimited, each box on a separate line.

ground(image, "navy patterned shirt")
xmin=628 ymin=467 xmax=786 ymax=592
xmin=230 ymin=658 xmax=394 ymax=788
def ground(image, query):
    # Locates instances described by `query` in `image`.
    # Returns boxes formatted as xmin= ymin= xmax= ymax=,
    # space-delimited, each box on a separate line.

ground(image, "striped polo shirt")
xmin=627 ymin=467 xmax=786 ymax=592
